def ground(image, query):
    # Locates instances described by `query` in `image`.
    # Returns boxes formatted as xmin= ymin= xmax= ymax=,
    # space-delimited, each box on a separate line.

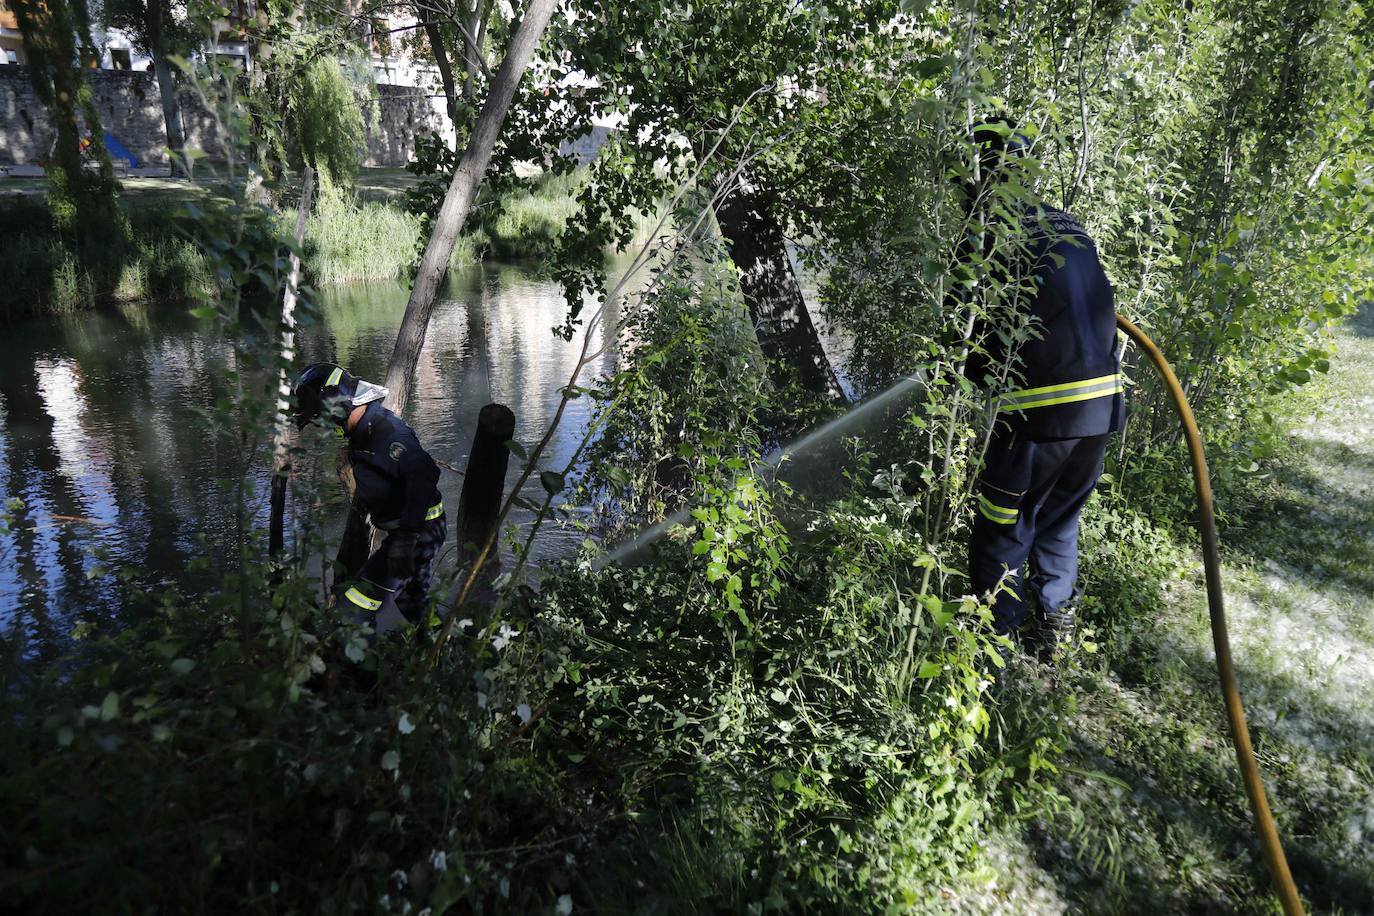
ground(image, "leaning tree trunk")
xmin=714 ymin=180 xmax=846 ymax=402
xmin=335 ymin=0 xmax=558 ymax=577
xmin=146 ymin=2 xmax=186 ymax=178
xmin=382 ymin=0 xmax=558 ymax=417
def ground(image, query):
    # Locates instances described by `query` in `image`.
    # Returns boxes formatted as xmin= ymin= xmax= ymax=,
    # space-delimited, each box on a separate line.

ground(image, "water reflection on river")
xmin=0 ymin=262 xmax=621 ymax=656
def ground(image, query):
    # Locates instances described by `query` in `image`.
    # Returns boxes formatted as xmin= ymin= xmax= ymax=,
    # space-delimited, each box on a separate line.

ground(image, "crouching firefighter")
xmin=960 ymin=119 xmax=1124 ymax=657
xmin=292 ymin=363 xmax=447 ymax=626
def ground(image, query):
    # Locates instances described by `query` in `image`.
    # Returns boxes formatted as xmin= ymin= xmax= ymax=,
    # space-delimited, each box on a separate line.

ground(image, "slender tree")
xmin=269 ymin=165 xmax=316 ymax=561
xmin=11 ymin=0 xmax=120 ymax=243
xmin=105 ymin=0 xmax=198 ymax=176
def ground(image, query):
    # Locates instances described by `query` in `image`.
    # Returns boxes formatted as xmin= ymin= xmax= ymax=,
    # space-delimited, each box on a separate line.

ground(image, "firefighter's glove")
xmin=387 ymin=532 xmax=419 ymax=580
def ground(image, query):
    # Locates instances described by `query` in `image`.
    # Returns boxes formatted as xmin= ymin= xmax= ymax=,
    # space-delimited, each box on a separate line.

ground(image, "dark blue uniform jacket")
xmin=967 ymin=205 xmax=1125 ymax=440
xmin=346 ymin=402 xmax=442 ymax=531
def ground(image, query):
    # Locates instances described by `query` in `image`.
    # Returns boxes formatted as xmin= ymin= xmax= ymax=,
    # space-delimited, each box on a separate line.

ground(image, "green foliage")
xmin=404 ymin=136 xmax=592 ymax=265
xmin=505 ymin=0 xmax=919 ymax=339
xmin=536 ymin=479 xmax=1038 ymax=908
xmin=5 ymin=0 xmax=1374 ymax=911
xmin=292 ymin=58 xmax=368 ymax=186
xmin=578 ymin=230 xmax=772 ymax=529
xmin=0 ymin=198 xmax=212 ymax=319
xmin=0 ymin=547 xmax=584 ymax=912
xmin=103 ymin=0 xmax=199 ymax=59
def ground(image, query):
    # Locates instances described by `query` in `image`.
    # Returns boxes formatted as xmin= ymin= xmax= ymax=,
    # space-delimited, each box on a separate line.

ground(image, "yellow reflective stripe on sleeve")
xmin=325 ymin=366 xmax=343 ymax=388
xmin=999 ymin=373 xmax=1122 ymax=412
xmin=977 ymin=493 xmax=1018 ymax=525
xmin=344 ymin=586 xmax=382 ymax=611
xmin=375 ymin=502 xmax=443 ymax=531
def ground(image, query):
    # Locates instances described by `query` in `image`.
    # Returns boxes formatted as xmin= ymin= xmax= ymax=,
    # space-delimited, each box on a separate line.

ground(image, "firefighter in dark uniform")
xmin=961 ymin=120 xmax=1124 ymax=655
xmin=291 ymin=363 xmax=447 ymax=625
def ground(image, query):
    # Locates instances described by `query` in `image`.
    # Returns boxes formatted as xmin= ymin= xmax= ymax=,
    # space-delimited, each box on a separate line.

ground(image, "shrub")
xmin=304 ymin=183 xmax=426 ymax=286
xmin=292 ymin=57 xmax=368 ymax=186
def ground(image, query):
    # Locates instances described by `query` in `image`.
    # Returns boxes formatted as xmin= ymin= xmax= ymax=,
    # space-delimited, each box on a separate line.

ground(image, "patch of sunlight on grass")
xmin=951 ymin=310 xmax=1374 ymax=914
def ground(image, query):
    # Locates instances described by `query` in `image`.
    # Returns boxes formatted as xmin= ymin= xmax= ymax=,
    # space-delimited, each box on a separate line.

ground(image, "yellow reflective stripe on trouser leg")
xmin=325 ymin=366 xmax=343 ymax=388
xmin=999 ymin=373 xmax=1123 ymax=412
xmin=977 ymin=493 xmax=1019 ymax=525
xmin=344 ymin=586 xmax=382 ymax=611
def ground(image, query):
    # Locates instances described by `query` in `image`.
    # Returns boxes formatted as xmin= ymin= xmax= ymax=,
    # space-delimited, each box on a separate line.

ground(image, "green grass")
xmin=299 ymin=169 xmax=599 ymax=285
xmin=0 ymin=197 xmax=215 ymax=320
xmin=301 ymin=187 xmax=426 ymax=286
xmin=0 ymin=168 xmax=594 ymax=317
xmin=948 ymin=307 xmax=1374 ymax=913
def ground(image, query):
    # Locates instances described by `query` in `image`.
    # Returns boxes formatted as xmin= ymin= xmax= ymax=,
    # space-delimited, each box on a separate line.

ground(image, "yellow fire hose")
xmin=1115 ymin=314 xmax=1304 ymax=915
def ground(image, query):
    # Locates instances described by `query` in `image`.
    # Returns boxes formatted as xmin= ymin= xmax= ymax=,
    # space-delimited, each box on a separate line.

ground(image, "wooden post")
xmin=457 ymin=403 xmax=516 ymax=558
xmin=269 ymin=165 xmax=315 ymax=561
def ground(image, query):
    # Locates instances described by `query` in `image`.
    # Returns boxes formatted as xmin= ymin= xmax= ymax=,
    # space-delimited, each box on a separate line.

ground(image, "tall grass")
xmin=0 ymin=198 xmax=214 ymax=320
xmin=302 ymin=186 xmax=425 ymax=286
xmin=300 ymin=172 xmax=587 ymax=285
xmin=1 ymin=167 xmax=638 ymax=320
xmin=481 ymin=170 xmax=585 ymax=259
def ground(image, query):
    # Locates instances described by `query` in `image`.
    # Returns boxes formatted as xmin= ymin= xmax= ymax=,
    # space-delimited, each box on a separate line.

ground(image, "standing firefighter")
xmin=961 ymin=120 xmax=1124 ymax=657
xmin=292 ymin=363 xmax=447 ymax=625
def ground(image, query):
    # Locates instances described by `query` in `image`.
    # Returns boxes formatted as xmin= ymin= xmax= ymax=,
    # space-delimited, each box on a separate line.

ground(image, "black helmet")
xmin=291 ymin=363 xmax=359 ymax=430
xmin=971 ymin=115 xmax=1032 ymax=175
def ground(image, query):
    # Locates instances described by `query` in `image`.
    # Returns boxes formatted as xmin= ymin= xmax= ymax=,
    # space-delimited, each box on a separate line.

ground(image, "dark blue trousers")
xmin=341 ymin=514 xmax=448 ymax=625
xmin=968 ymin=429 xmax=1108 ymax=635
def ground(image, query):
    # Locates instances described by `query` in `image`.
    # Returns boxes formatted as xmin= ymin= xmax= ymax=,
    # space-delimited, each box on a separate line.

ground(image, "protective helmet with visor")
xmin=291 ymin=363 xmax=390 ymax=430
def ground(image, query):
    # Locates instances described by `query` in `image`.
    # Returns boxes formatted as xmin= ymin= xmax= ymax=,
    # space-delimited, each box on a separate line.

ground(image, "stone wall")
xmin=363 ymin=83 xmax=452 ymax=168
xmin=0 ymin=66 xmax=228 ymax=167
xmin=0 ymin=65 xmax=452 ymax=170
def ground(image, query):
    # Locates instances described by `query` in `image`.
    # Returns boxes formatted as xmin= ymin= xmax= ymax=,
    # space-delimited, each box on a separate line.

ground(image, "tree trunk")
xmin=151 ymin=53 xmax=187 ymax=177
xmin=146 ymin=1 xmax=187 ymax=178
xmin=418 ymin=2 xmax=461 ymax=130
xmin=381 ymin=0 xmax=557 ymax=417
xmin=335 ymin=0 xmax=557 ymax=576
xmin=269 ymin=166 xmax=315 ymax=562
xmin=714 ymin=180 xmax=846 ymax=402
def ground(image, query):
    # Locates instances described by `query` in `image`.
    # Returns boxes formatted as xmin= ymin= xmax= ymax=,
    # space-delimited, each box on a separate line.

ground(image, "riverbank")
xmin=949 ymin=306 xmax=1374 ymax=912
xmin=0 ymin=168 xmax=587 ymax=320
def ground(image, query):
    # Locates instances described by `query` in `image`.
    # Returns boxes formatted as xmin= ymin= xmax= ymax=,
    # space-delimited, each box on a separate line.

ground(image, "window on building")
xmin=111 ymin=49 xmax=132 ymax=70
xmin=5 ymin=49 xmax=17 ymax=66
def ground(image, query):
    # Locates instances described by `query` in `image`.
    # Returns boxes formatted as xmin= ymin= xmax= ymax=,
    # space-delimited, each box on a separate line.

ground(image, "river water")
xmin=0 ymin=262 xmax=622 ymax=656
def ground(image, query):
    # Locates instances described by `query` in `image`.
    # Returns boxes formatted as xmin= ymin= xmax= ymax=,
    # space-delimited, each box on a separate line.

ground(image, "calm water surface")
xmin=0 ymin=262 xmax=622 ymax=656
